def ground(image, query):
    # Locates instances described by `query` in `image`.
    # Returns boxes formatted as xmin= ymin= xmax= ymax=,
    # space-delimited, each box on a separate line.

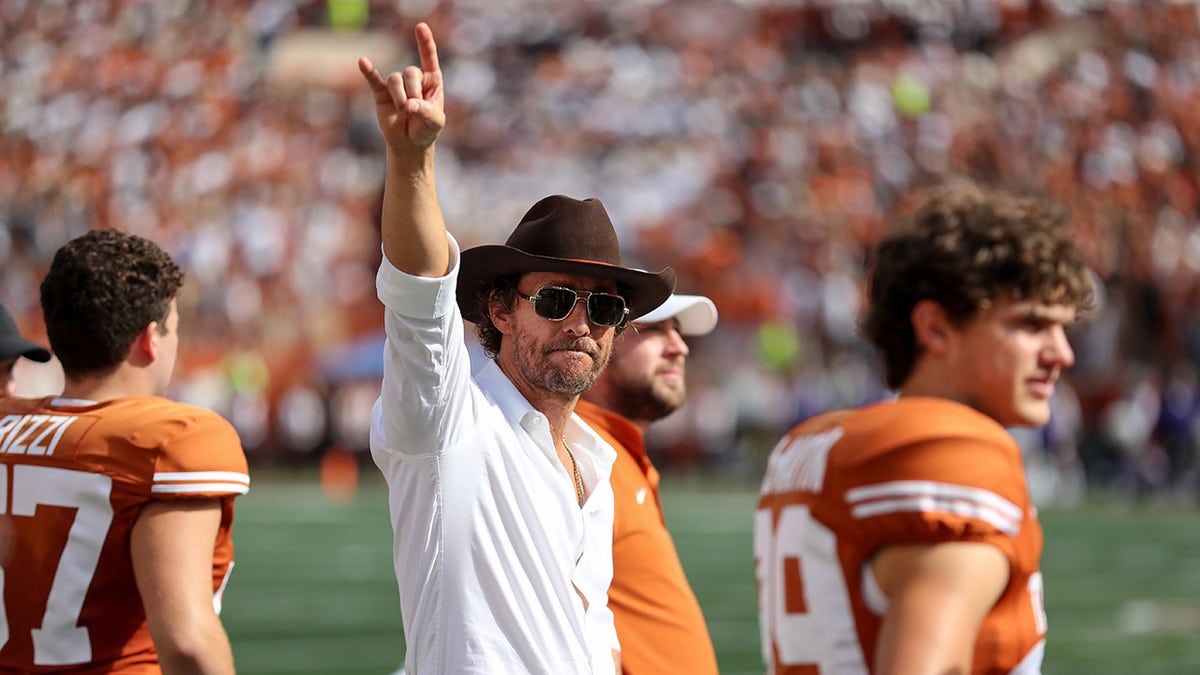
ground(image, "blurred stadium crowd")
xmin=5 ymin=0 xmax=1200 ymax=503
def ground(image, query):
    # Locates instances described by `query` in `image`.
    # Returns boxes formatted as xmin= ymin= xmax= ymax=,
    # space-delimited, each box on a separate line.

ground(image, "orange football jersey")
xmin=755 ymin=397 xmax=1046 ymax=675
xmin=0 ymin=396 xmax=249 ymax=674
xmin=575 ymin=400 xmax=719 ymax=675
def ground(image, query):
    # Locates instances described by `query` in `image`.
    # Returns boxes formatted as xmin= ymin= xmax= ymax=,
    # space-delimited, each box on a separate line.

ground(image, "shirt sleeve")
xmin=371 ymin=235 xmax=476 ymax=456
xmin=846 ymin=430 xmax=1029 ymax=561
xmin=151 ymin=408 xmax=250 ymax=499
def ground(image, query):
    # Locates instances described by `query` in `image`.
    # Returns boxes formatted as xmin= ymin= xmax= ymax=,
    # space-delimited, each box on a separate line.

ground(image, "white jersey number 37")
xmin=0 ymin=464 xmax=112 ymax=665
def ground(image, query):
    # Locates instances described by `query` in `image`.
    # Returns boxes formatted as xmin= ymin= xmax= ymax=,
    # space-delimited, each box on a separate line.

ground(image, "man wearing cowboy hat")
xmin=0 ymin=303 xmax=51 ymax=397
xmin=359 ymin=22 xmax=674 ymax=674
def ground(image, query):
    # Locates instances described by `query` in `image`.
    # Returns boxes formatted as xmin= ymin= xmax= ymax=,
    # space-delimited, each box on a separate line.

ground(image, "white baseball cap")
xmin=635 ymin=294 xmax=718 ymax=336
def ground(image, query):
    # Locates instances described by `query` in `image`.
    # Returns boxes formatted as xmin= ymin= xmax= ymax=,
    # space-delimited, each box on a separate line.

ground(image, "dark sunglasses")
xmin=522 ymin=285 xmax=629 ymax=327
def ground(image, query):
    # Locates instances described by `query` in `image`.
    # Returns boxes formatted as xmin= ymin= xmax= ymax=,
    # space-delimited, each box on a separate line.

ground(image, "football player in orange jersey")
xmin=755 ymin=181 xmax=1095 ymax=675
xmin=0 ymin=229 xmax=249 ymax=674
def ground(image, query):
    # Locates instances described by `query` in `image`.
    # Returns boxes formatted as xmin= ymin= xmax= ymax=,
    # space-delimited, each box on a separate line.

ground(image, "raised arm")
xmin=358 ymin=22 xmax=450 ymax=277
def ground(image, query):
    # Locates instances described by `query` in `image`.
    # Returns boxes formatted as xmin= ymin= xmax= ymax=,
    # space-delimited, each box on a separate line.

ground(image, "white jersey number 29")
xmin=0 ymin=464 xmax=112 ymax=665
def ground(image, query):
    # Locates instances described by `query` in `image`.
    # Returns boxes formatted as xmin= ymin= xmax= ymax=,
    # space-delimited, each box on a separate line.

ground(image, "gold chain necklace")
xmin=563 ymin=437 xmax=585 ymax=508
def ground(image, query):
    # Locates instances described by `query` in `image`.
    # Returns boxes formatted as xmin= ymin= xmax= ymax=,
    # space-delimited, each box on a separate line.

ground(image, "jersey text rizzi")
xmin=0 ymin=414 xmax=79 ymax=456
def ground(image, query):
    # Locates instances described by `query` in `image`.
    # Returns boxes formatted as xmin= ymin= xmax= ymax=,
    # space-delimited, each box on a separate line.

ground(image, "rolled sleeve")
xmin=375 ymin=234 xmax=462 ymax=319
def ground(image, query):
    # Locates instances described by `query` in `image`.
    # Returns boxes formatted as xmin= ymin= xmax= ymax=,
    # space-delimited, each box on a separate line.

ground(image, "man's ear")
xmin=489 ymin=299 xmax=515 ymax=336
xmin=129 ymin=321 xmax=161 ymax=366
xmin=910 ymin=299 xmax=953 ymax=355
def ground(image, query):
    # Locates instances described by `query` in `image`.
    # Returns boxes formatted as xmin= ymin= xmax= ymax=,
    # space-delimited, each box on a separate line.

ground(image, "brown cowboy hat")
xmin=458 ymin=195 xmax=676 ymax=324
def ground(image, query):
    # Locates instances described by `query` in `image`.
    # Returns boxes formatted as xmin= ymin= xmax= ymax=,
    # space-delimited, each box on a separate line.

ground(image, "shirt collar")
xmin=475 ymin=359 xmax=616 ymax=472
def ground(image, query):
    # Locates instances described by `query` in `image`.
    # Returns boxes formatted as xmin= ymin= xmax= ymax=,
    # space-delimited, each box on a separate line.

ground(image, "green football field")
xmin=223 ymin=469 xmax=1200 ymax=674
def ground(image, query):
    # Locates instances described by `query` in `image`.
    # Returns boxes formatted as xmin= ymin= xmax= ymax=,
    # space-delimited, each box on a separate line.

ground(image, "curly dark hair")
xmin=473 ymin=274 xmax=631 ymax=357
xmin=40 ymin=229 xmax=184 ymax=380
xmin=860 ymin=181 xmax=1095 ymax=390
xmin=475 ymin=275 xmax=521 ymax=358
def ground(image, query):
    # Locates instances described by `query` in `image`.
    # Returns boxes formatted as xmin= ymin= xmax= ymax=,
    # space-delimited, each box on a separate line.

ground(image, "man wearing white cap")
xmin=576 ymin=294 xmax=720 ymax=675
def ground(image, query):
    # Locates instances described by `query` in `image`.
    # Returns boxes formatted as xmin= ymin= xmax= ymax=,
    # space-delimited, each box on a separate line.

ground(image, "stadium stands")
xmin=4 ymin=0 xmax=1200 ymax=501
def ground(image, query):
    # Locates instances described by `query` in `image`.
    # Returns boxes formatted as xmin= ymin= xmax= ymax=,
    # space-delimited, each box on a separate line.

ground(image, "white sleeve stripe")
xmin=153 ymin=471 xmax=250 ymax=485
xmin=151 ymin=483 xmax=251 ymax=495
xmin=846 ymin=480 xmax=1022 ymax=520
xmin=850 ymin=496 xmax=1021 ymax=536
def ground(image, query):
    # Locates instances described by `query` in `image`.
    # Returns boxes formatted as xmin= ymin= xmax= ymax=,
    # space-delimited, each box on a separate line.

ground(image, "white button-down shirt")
xmin=370 ymin=236 xmax=619 ymax=674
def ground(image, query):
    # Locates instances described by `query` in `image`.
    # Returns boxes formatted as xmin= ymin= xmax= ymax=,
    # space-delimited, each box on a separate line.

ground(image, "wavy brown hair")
xmin=474 ymin=275 xmax=521 ymax=358
xmin=861 ymin=181 xmax=1095 ymax=390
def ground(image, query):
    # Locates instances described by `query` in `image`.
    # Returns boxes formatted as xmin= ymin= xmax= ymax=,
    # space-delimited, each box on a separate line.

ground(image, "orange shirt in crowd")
xmin=0 ymin=396 xmax=249 ymax=673
xmin=575 ymin=400 xmax=718 ymax=675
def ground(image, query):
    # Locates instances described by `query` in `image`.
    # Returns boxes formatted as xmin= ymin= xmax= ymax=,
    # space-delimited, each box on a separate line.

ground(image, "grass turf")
xmin=222 ymin=470 xmax=1200 ymax=674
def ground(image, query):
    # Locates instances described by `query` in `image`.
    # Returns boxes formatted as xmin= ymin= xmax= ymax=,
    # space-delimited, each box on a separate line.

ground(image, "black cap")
xmin=0 ymin=304 xmax=51 ymax=363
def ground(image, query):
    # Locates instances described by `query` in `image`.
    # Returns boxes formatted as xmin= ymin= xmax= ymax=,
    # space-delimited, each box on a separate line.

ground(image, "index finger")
xmin=358 ymin=57 xmax=388 ymax=91
xmin=414 ymin=22 xmax=440 ymax=76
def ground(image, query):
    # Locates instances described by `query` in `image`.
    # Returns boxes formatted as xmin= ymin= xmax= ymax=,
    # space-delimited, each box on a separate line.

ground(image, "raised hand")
xmin=358 ymin=22 xmax=445 ymax=151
